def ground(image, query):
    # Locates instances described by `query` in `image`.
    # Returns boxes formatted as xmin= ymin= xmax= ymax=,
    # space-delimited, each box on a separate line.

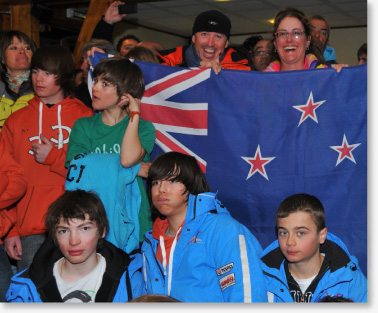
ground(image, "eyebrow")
xmin=310 ymin=25 xmax=328 ymax=31
xmin=57 ymin=221 xmax=95 ymax=228
xmin=277 ymin=226 xmax=310 ymax=231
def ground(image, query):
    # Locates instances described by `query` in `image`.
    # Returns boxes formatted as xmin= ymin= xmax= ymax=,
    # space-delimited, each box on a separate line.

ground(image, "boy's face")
xmin=55 ymin=214 xmax=105 ymax=266
xmin=277 ymin=211 xmax=327 ymax=266
xmin=151 ymin=177 xmax=189 ymax=222
xmin=31 ymin=69 xmax=64 ymax=104
xmin=92 ymin=74 xmax=121 ymax=111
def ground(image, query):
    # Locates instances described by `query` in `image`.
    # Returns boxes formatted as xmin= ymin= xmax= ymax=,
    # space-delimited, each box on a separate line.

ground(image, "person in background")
xmin=265 ymin=7 xmax=347 ymax=72
xmin=75 ymin=39 xmax=117 ymax=109
xmin=156 ymin=10 xmax=250 ymax=73
xmin=357 ymin=43 xmax=367 ymax=65
xmin=309 ymin=15 xmax=337 ymax=64
xmin=6 ymin=190 xmax=145 ymax=302
xmin=1 ymin=45 xmax=93 ymax=274
xmin=251 ymin=38 xmax=272 ymax=71
xmin=91 ymin=2 xmax=164 ymax=56
xmin=126 ymin=46 xmax=160 ymax=64
xmin=0 ymin=30 xmax=37 ymax=131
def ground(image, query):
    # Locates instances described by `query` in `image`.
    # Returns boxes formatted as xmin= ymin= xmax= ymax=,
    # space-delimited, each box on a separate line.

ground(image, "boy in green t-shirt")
xmin=66 ymin=57 xmax=156 ymax=245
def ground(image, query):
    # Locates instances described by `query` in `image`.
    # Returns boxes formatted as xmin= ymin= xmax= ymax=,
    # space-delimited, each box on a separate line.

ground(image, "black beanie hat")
xmin=192 ymin=10 xmax=231 ymax=40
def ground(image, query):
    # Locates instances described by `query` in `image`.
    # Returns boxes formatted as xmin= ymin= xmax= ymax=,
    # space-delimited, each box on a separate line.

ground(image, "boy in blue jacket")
xmin=140 ymin=151 xmax=267 ymax=302
xmin=260 ymin=193 xmax=367 ymax=302
xmin=6 ymin=189 xmax=145 ymax=302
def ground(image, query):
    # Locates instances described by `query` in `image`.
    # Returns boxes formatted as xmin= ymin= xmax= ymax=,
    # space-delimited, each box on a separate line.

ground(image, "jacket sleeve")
xmin=128 ymin=253 xmax=146 ymax=299
xmin=43 ymin=145 xmax=68 ymax=178
xmin=65 ymin=119 xmax=91 ymax=168
xmin=212 ymin=221 xmax=268 ymax=302
xmin=92 ymin=18 xmax=114 ymax=41
xmin=0 ymin=138 xmax=27 ymax=209
xmin=6 ymin=272 xmax=42 ymax=302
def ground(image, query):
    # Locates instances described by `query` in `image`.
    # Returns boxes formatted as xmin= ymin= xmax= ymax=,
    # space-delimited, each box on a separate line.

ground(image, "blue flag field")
xmin=136 ymin=61 xmax=367 ymax=276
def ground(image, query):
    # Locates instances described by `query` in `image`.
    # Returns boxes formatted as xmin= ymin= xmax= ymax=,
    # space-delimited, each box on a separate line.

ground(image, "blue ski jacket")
xmin=141 ymin=192 xmax=268 ymax=302
xmin=260 ymin=232 xmax=367 ymax=302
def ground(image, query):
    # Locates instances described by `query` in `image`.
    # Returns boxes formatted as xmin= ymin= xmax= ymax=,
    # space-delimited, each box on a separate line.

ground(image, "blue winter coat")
xmin=141 ymin=192 xmax=268 ymax=302
xmin=260 ymin=232 xmax=367 ymax=302
xmin=6 ymin=238 xmax=145 ymax=302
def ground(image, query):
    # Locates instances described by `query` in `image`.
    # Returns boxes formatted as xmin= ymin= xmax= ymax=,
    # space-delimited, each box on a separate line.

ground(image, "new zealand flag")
xmin=136 ymin=61 xmax=367 ymax=276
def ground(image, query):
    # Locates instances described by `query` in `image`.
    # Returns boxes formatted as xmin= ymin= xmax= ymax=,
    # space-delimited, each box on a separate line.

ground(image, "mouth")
xmin=283 ymin=46 xmax=297 ymax=51
xmin=68 ymin=250 xmax=84 ymax=256
xmin=202 ymin=47 xmax=216 ymax=59
xmin=156 ymin=198 xmax=169 ymax=204
xmin=286 ymin=250 xmax=299 ymax=256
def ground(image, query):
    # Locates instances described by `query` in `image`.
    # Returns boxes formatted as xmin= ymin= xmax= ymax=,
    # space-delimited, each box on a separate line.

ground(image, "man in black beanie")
xmin=156 ymin=10 xmax=250 ymax=72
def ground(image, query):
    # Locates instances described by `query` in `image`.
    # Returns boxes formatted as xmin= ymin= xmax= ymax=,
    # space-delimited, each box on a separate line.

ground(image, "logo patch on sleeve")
xmin=219 ymin=273 xmax=235 ymax=291
xmin=215 ymin=262 xmax=234 ymax=276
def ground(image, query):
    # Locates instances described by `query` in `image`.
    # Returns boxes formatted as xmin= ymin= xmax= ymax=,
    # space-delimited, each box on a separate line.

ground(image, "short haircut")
xmin=45 ymin=189 xmax=109 ymax=247
xmin=92 ymin=57 xmax=145 ymax=99
xmin=30 ymin=45 xmax=75 ymax=98
xmin=242 ymin=35 xmax=263 ymax=53
xmin=275 ymin=193 xmax=326 ymax=232
xmin=147 ymin=152 xmax=211 ymax=221
xmin=310 ymin=14 xmax=330 ymax=34
xmin=81 ymin=39 xmax=117 ymax=56
xmin=357 ymin=43 xmax=367 ymax=58
xmin=0 ymin=30 xmax=37 ymax=74
xmin=126 ymin=46 xmax=159 ymax=64
xmin=116 ymin=34 xmax=141 ymax=53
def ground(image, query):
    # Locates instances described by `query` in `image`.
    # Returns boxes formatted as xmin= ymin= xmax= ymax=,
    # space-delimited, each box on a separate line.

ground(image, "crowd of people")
xmin=0 ymin=1 xmax=367 ymax=303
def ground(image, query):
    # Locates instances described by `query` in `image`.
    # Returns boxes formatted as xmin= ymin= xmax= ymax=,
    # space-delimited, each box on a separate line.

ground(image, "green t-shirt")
xmin=66 ymin=112 xmax=156 ymax=241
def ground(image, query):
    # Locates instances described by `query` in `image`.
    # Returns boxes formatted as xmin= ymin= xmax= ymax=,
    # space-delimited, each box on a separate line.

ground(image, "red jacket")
xmin=0 ymin=95 xmax=93 ymax=239
xmin=0 ymin=138 xmax=27 ymax=244
xmin=156 ymin=45 xmax=250 ymax=70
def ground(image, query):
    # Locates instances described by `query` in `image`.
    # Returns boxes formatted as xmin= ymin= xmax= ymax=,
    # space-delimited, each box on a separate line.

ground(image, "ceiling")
xmin=125 ymin=0 xmax=367 ymax=39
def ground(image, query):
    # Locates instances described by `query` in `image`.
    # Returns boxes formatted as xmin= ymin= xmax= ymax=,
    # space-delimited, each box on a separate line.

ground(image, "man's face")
xmin=252 ymin=39 xmax=271 ymax=71
xmin=119 ymin=39 xmax=139 ymax=57
xmin=192 ymin=32 xmax=228 ymax=62
xmin=358 ymin=53 xmax=367 ymax=65
xmin=310 ymin=19 xmax=329 ymax=53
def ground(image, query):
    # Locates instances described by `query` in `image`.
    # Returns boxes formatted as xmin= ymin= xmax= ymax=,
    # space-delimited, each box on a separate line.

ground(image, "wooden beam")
xmin=3 ymin=4 xmax=40 ymax=47
xmin=73 ymin=0 xmax=111 ymax=68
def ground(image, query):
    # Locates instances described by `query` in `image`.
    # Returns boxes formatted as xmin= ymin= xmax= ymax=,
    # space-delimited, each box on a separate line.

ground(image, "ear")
xmin=117 ymin=94 xmax=129 ymax=108
xmin=225 ymin=40 xmax=229 ymax=49
xmin=319 ymin=227 xmax=327 ymax=244
xmin=307 ymin=35 xmax=311 ymax=49
xmin=192 ymin=35 xmax=196 ymax=44
xmin=101 ymin=228 xmax=106 ymax=239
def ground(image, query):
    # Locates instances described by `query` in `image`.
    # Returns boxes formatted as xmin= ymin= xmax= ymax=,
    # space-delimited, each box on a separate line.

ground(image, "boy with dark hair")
xmin=141 ymin=152 xmax=267 ymax=302
xmin=0 ymin=45 xmax=93 ymax=273
xmin=66 ymin=57 xmax=155 ymax=249
xmin=6 ymin=189 xmax=145 ymax=302
xmin=260 ymin=193 xmax=367 ymax=303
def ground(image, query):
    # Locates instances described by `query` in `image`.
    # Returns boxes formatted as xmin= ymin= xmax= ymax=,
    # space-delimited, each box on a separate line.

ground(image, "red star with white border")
xmin=293 ymin=91 xmax=326 ymax=127
xmin=330 ymin=134 xmax=361 ymax=166
xmin=242 ymin=145 xmax=275 ymax=180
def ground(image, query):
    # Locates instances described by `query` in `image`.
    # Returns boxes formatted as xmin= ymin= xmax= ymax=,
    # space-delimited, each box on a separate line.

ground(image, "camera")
xmin=118 ymin=3 xmax=138 ymax=14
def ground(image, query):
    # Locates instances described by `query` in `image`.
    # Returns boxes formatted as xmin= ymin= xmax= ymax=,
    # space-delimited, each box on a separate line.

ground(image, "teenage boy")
xmin=260 ymin=193 xmax=367 ymax=303
xmin=6 ymin=189 xmax=145 ymax=302
xmin=66 ymin=57 xmax=156 ymax=246
xmin=0 ymin=46 xmax=93 ymax=273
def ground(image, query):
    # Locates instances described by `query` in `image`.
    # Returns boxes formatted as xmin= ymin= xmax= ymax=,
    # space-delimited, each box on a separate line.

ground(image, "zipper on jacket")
xmin=143 ymin=234 xmax=165 ymax=277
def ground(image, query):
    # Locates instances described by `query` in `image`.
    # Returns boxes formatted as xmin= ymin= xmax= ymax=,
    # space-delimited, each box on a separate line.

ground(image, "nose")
xmin=158 ymin=181 xmax=167 ymax=194
xmin=312 ymin=30 xmax=320 ymax=38
xmin=36 ymin=71 xmax=43 ymax=81
xmin=80 ymin=59 xmax=89 ymax=72
xmin=286 ymin=234 xmax=296 ymax=246
xmin=207 ymin=35 xmax=215 ymax=46
xmin=69 ymin=231 xmax=80 ymax=246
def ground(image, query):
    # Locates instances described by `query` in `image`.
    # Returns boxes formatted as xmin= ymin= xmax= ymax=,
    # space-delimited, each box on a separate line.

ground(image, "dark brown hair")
xmin=126 ymin=46 xmax=159 ymax=64
xmin=30 ymin=45 xmax=75 ymax=98
xmin=271 ymin=7 xmax=326 ymax=64
xmin=45 ymin=189 xmax=109 ymax=248
xmin=276 ymin=193 xmax=326 ymax=232
xmin=147 ymin=152 xmax=211 ymax=221
xmin=92 ymin=57 xmax=145 ymax=99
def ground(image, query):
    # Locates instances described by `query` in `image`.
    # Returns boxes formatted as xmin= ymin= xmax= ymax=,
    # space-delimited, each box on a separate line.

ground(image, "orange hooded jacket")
xmin=0 ymin=95 xmax=93 ymax=239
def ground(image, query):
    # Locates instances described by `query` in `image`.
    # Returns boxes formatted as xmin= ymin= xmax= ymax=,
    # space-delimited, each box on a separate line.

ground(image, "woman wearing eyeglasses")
xmin=265 ymin=7 xmax=346 ymax=72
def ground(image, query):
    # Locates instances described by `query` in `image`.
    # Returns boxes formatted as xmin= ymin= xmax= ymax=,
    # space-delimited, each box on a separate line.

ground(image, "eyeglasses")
xmin=253 ymin=50 xmax=270 ymax=57
xmin=274 ymin=30 xmax=306 ymax=40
